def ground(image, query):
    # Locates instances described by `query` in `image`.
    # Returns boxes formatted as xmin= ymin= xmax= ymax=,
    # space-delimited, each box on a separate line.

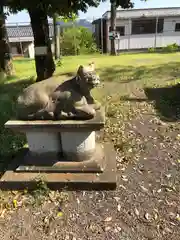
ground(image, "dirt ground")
xmin=0 ymin=85 xmax=180 ymax=240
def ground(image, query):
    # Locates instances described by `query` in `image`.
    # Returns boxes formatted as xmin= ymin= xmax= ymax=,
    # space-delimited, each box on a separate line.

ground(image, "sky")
xmin=6 ymin=0 xmax=180 ymax=23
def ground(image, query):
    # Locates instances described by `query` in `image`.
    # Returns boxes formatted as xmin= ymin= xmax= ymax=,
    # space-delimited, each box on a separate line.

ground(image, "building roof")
xmin=7 ymin=24 xmax=54 ymax=42
xmin=91 ymin=18 xmax=102 ymax=25
xmin=102 ymin=7 xmax=180 ymax=19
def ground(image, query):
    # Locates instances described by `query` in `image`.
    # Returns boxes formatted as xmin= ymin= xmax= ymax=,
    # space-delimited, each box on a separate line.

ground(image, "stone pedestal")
xmin=0 ymin=108 xmax=117 ymax=190
xmin=61 ymin=131 xmax=95 ymax=161
xmin=26 ymin=131 xmax=60 ymax=154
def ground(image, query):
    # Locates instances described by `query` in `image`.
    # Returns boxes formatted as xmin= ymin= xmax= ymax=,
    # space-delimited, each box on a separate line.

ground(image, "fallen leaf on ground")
xmin=135 ymin=208 xmax=140 ymax=216
xmin=122 ymin=175 xmax=128 ymax=182
xmin=0 ymin=209 xmax=6 ymax=218
xmin=140 ymin=185 xmax=148 ymax=192
xmin=113 ymin=197 xmax=120 ymax=202
xmin=176 ymin=214 xmax=180 ymax=221
xmin=114 ymin=226 xmax=122 ymax=233
xmin=117 ymin=204 xmax=121 ymax=212
xmin=165 ymin=174 xmax=171 ymax=178
xmin=176 ymin=134 xmax=180 ymax=140
xmin=144 ymin=212 xmax=150 ymax=220
xmin=44 ymin=216 xmax=49 ymax=224
xmin=154 ymin=213 xmax=158 ymax=220
xmin=164 ymin=227 xmax=172 ymax=234
xmin=105 ymin=226 xmax=111 ymax=231
xmin=57 ymin=212 xmax=63 ymax=217
xmin=13 ymin=199 xmax=17 ymax=208
xmin=104 ymin=217 xmax=112 ymax=222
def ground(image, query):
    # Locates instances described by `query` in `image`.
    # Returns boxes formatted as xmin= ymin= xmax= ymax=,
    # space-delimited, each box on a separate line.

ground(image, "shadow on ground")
xmin=100 ymin=61 xmax=180 ymax=83
xmin=55 ymin=71 xmax=75 ymax=78
xmin=121 ymin=84 xmax=180 ymax=122
xmin=144 ymin=84 xmax=180 ymax=122
xmin=0 ymin=77 xmax=34 ymax=173
xmin=0 ymin=77 xmax=34 ymax=96
xmin=13 ymin=58 xmax=34 ymax=63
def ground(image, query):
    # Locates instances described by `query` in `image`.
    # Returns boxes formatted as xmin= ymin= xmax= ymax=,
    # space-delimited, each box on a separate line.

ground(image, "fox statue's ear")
xmin=77 ymin=65 xmax=84 ymax=76
xmin=88 ymin=62 xmax=95 ymax=71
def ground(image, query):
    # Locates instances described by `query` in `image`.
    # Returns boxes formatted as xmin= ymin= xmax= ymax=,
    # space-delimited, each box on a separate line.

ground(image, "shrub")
xmin=162 ymin=43 xmax=179 ymax=53
xmin=148 ymin=47 xmax=155 ymax=53
xmin=60 ymin=26 xmax=99 ymax=55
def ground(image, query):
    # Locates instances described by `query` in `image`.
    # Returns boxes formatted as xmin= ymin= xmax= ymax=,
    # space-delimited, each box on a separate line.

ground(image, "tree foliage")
xmin=5 ymin=0 xmax=105 ymax=16
xmin=57 ymin=13 xmax=77 ymax=23
xmin=111 ymin=0 xmax=134 ymax=8
xmin=61 ymin=26 xmax=98 ymax=55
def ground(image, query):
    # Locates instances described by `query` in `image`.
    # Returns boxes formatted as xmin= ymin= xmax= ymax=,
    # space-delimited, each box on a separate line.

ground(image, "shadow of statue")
xmin=144 ymin=84 xmax=180 ymax=122
xmin=0 ymin=77 xmax=34 ymax=174
xmin=120 ymin=84 xmax=180 ymax=122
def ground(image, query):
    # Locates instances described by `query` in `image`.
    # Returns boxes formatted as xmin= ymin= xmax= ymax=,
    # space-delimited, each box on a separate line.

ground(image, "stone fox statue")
xmin=16 ymin=62 xmax=101 ymax=120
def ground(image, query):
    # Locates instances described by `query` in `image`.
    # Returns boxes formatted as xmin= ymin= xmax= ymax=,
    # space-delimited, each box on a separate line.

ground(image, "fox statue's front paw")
xmin=90 ymin=100 xmax=101 ymax=110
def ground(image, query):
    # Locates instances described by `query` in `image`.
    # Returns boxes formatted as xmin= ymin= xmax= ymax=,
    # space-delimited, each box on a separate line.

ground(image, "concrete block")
xmin=26 ymin=131 xmax=61 ymax=154
xmin=61 ymin=131 xmax=95 ymax=161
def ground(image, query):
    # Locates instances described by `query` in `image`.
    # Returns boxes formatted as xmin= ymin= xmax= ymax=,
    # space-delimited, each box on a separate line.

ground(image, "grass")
xmin=1 ymin=52 xmax=180 ymax=171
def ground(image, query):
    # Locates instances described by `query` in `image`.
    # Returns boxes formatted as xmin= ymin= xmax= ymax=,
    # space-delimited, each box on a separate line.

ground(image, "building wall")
xmin=103 ymin=8 xmax=180 ymax=20
xmin=10 ymin=41 xmax=34 ymax=57
xmin=9 ymin=37 xmax=34 ymax=43
xmin=106 ymin=19 xmax=130 ymax=51
xmin=11 ymin=43 xmax=19 ymax=55
xmin=27 ymin=42 xmax=35 ymax=58
xmin=10 ymin=40 xmax=55 ymax=59
xmin=105 ymin=16 xmax=180 ymax=51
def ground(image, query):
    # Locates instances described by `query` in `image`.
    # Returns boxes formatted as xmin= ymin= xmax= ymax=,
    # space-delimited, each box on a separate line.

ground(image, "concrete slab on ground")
xmin=0 ymin=143 xmax=116 ymax=191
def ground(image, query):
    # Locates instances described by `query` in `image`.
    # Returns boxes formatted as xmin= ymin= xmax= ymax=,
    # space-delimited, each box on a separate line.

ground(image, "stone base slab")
xmin=0 ymin=143 xmax=116 ymax=190
xmin=15 ymin=143 xmax=105 ymax=173
xmin=5 ymin=108 xmax=105 ymax=132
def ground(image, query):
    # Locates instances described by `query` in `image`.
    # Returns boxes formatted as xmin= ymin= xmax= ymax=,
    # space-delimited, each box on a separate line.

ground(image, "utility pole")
xmin=53 ymin=14 xmax=60 ymax=60
xmin=110 ymin=0 xmax=117 ymax=55
xmin=154 ymin=16 xmax=158 ymax=49
xmin=100 ymin=18 xmax=103 ymax=54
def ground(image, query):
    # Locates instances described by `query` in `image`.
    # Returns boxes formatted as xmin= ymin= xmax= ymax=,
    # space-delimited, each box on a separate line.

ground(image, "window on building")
xmin=116 ymin=26 xmax=125 ymax=36
xmin=132 ymin=18 xmax=164 ymax=35
xmin=175 ymin=23 xmax=180 ymax=32
xmin=109 ymin=26 xmax=125 ymax=36
xmin=16 ymin=43 xmax=22 ymax=54
xmin=157 ymin=18 xmax=164 ymax=33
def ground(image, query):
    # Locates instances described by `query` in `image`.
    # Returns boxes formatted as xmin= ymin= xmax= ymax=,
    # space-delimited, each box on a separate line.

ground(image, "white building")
xmin=6 ymin=24 xmax=54 ymax=58
xmin=6 ymin=19 xmax=92 ymax=58
xmin=92 ymin=7 xmax=180 ymax=52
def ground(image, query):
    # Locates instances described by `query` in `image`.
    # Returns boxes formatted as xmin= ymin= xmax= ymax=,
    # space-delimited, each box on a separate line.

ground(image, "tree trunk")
xmin=28 ymin=5 xmax=55 ymax=82
xmin=53 ymin=14 xmax=58 ymax=60
xmin=0 ymin=5 xmax=14 ymax=78
xmin=110 ymin=1 xmax=117 ymax=56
